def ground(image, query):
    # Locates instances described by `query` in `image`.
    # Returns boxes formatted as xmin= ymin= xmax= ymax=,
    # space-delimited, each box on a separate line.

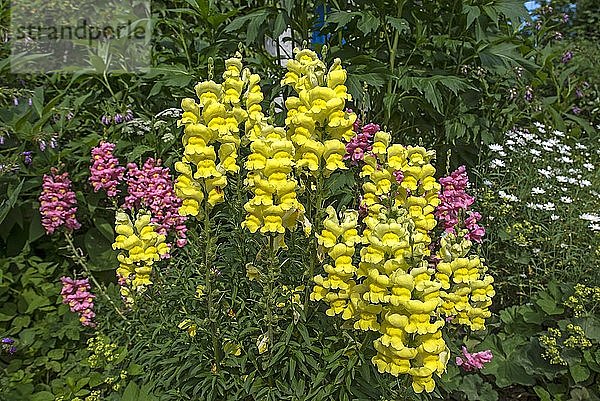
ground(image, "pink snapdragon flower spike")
xmin=435 ymin=165 xmax=485 ymax=242
xmin=60 ymin=276 xmax=96 ymax=327
xmin=455 ymin=346 xmax=493 ymax=371
xmin=344 ymin=123 xmax=378 ymax=164
xmin=39 ymin=168 xmax=81 ymax=235
xmin=89 ymin=141 xmax=125 ymax=197
xmin=464 ymin=211 xmax=485 ymax=243
xmin=123 ymin=158 xmax=188 ymax=248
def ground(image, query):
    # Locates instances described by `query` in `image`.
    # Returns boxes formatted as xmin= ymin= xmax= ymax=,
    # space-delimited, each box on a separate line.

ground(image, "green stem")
xmin=63 ymin=232 xmax=127 ymax=322
xmin=386 ymin=0 xmax=405 ymax=97
xmin=305 ymin=172 xmax=324 ymax=309
xmin=266 ymin=235 xmax=276 ymax=350
xmin=203 ymin=199 xmax=221 ymax=368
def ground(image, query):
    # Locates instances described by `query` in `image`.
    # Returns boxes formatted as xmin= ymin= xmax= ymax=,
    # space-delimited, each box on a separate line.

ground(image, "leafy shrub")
xmin=439 ymin=281 xmax=600 ymax=401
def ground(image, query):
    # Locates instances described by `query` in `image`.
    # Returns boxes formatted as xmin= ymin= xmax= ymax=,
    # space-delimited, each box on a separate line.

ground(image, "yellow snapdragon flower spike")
xmin=241 ymin=68 xmax=306 ymax=236
xmin=282 ymin=49 xmax=357 ymax=178
xmin=312 ymin=137 xmax=453 ymax=393
xmin=435 ymin=231 xmax=495 ymax=331
xmin=175 ymin=56 xmax=247 ymax=216
xmin=112 ymin=211 xmax=169 ymax=303
xmin=310 ymin=206 xmax=361 ymax=318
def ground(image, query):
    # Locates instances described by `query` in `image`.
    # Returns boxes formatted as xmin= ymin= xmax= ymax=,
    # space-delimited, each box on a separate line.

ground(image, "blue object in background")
xmin=312 ymin=4 xmax=327 ymax=45
xmin=524 ymin=1 xmax=540 ymax=12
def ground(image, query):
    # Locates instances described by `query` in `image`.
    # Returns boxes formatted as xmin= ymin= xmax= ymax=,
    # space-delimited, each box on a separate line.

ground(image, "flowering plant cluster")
xmin=60 ymin=276 xmax=96 ymax=327
xmin=39 ymin=168 xmax=81 ymax=235
xmin=112 ymin=210 xmax=170 ymax=304
xmin=89 ymin=141 xmax=125 ymax=197
xmin=309 ymin=126 xmax=494 ymax=392
xmin=165 ymin=50 xmax=495 ymax=394
xmin=479 ymin=122 xmax=600 ymax=288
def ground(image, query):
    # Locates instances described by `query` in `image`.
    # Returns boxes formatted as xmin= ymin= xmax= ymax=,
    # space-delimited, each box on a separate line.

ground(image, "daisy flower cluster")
xmin=480 ymin=122 xmax=600 ymax=284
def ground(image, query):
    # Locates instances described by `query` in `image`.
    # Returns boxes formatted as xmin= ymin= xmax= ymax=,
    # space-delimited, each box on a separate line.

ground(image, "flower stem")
xmin=62 ymin=232 xmax=127 ymax=322
xmin=203 ymin=200 xmax=222 ymax=368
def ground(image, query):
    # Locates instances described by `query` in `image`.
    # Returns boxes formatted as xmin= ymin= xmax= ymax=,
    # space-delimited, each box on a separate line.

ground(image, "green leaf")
xmin=128 ymin=363 xmax=144 ymax=376
xmin=569 ymin=365 xmax=590 ymax=383
xmin=273 ymin=13 xmax=287 ymax=38
xmin=0 ymin=179 xmax=25 ymax=226
xmin=326 ymin=11 xmax=360 ymax=28
xmin=31 ymin=391 xmax=54 ymax=401
xmin=93 ymin=217 xmax=114 ymax=242
xmin=463 ymin=5 xmax=481 ymax=29
xmin=534 ymin=386 xmax=552 ymax=401
xmin=48 ymin=348 xmax=65 ymax=360
xmin=121 ymin=382 xmax=140 ymax=401
xmin=385 ymin=16 xmax=409 ymax=34
xmin=357 ymin=12 xmax=380 ymax=35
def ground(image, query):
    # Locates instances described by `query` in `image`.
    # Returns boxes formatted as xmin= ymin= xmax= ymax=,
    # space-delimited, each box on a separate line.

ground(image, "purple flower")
xmin=0 ymin=136 xmax=4 ymax=145
xmin=66 ymin=111 xmax=74 ymax=121
xmin=525 ymin=86 xmax=534 ymax=102
xmin=456 ymin=347 xmax=493 ymax=371
xmin=28 ymin=98 xmax=32 ymax=106
xmin=1 ymin=338 xmax=16 ymax=355
xmin=13 ymin=98 xmax=18 ymax=106
xmin=562 ymin=13 xmax=569 ymax=23
xmin=38 ymin=139 xmax=47 ymax=152
xmin=576 ymin=88 xmax=584 ymax=99
xmin=554 ymin=31 xmax=563 ymax=40
xmin=125 ymin=109 xmax=134 ymax=122
xmin=344 ymin=123 xmax=378 ymax=164
xmin=114 ymin=113 xmax=124 ymax=124
xmin=50 ymin=136 xmax=58 ymax=149
xmin=572 ymin=106 xmax=582 ymax=115
xmin=561 ymin=51 xmax=573 ymax=64
xmin=23 ymin=151 xmax=33 ymax=165
xmin=101 ymin=115 xmax=112 ymax=126
xmin=393 ymin=170 xmax=404 ymax=184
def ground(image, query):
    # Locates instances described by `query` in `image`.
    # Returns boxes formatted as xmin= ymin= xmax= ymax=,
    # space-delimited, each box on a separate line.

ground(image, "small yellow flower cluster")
xmin=435 ymin=231 xmax=494 ymax=331
xmin=310 ymin=206 xmax=361 ymax=318
xmin=175 ymin=56 xmax=247 ymax=216
xmin=564 ymin=324 xmax=592 ymax=349
xmin=361 ymin=132 xmax=440 ymax=245
xmin=242 ymin=68 xmax=306 ymax=236
xmin=67 ymin=391 xmax=101 ymax=401
xmin=87 ymin=335 xmax=119 ymax=368
xmin=540 ymin=328 xmax=567 ymax=365
xmin=565 ymin=283 xmax=600 ymax=317
xmin=112 ymin=211 xmax=169 ymax=302
xmin=282 ymin=49 xmax=356 ymax=177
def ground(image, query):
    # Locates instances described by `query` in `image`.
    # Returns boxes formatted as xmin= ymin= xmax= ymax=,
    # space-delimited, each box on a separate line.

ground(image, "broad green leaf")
xmin=357 ymin=12 xmax=380 ymax=35
xmin=569 ymin=365 xmax=590 ymax=383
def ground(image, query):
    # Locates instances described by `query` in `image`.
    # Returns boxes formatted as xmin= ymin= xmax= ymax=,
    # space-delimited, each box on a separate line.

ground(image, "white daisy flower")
xmin=499 ymin=190 xmax=519 ymax=202
xmin=541 ymin=202 xmax=556 ymax=211
xmin=490 ymin=159 xmax=505 ymax=168
xmin=531 ymin=187 xmax=546 ymax=195
xmin=560 ymin=196 xmax=573 ymax=204
xmin=550 ymin=214 xmax=559 ymax=221
xmin=583 ymin=163 xmax=595 ymax=171
xmin=489 ymin=144 xmax=504 ymax=152
xmin=580 ymin=213 xmax=600 ymax=223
